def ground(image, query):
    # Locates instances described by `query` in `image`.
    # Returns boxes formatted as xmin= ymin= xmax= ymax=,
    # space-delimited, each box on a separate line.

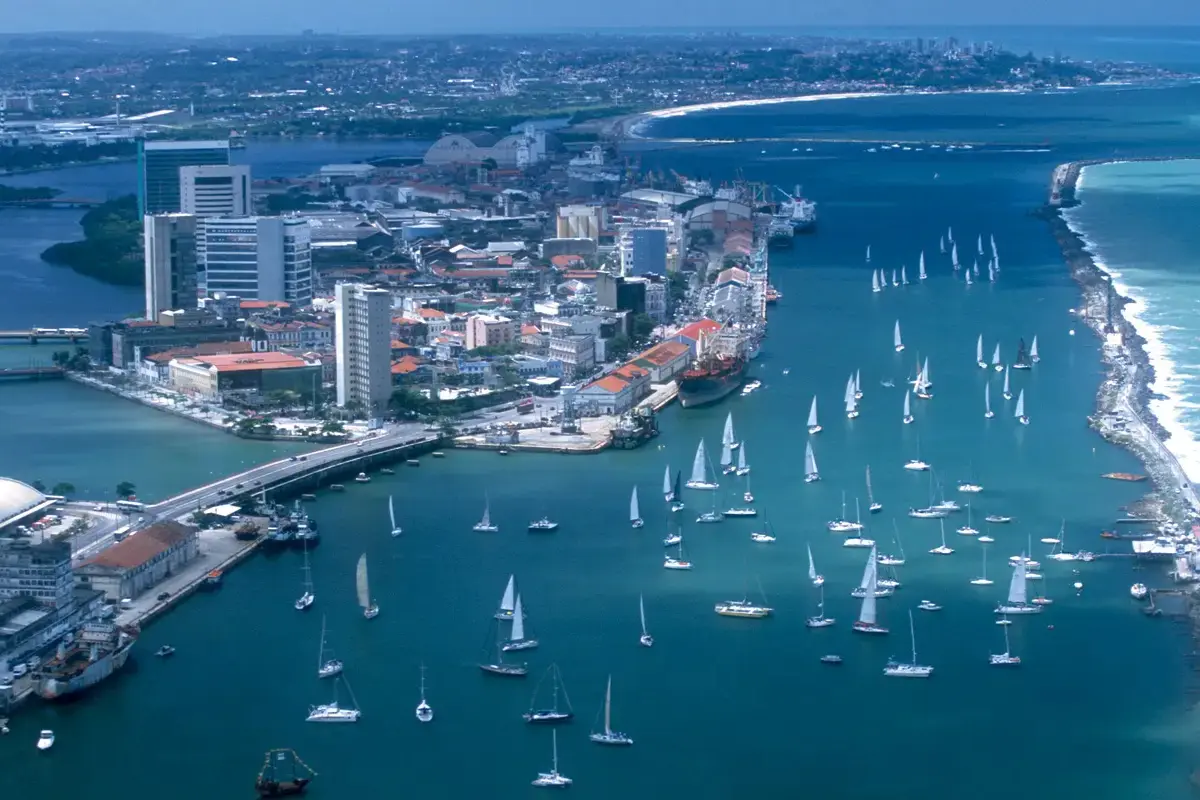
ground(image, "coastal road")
xmin=145 ymin=422 xmax=434 ymax=524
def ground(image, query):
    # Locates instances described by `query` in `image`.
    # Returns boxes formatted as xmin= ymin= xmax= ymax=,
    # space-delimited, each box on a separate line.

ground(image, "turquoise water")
xmin=4 ymin=86 xmax=1200 ymax=797
xmin=1063 ymin=159 xmax=1200 ymax=482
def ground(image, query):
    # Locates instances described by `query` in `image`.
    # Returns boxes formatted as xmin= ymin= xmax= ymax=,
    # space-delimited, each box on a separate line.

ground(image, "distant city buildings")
xmin=168 ymin=351 xmax=321 ymax=401
xmin=138 ymin=140 xmax=231 ymax=216
xmin=200 ymin=216 xmax=312 ymax=306
xmin=335 ymin=283 xmax=393 ymax=414
xmin=180 ymin=164 xmax=251 ymax=217
xmin=143 ymin=213 xmax=198 ymax=320
xmin=624 ymin=227 xmax=668 ymax=276
xmin=465 ymin=314 xmax=516 ymax=351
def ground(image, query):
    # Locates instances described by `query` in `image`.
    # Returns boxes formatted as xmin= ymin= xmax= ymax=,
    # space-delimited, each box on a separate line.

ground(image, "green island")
xmin=40 ymin=194 xmax=143 ymax=286
xmin=0 ymin=183 xmax=60 ymax=202
xmin=0 ymin=140 xmax=136 ymax=173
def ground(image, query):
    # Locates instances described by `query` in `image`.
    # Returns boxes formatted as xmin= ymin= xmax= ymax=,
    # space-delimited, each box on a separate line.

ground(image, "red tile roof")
xmin=84 ymin=521 xmax=194 ymax=571
xmin=586 ymin=375 xmax=630 ymax=394
xmin=240 ymin=300 xmax=291 ymax=310
xmin=676 ymin=319 xmax=721 ymax=342
xmin=391 ymin=356 xmax=423 ymax=375
xmin=636 ymin=340 xmax=690 ymax=366
xmin=178 ymin=352 xmax=312 ymax=373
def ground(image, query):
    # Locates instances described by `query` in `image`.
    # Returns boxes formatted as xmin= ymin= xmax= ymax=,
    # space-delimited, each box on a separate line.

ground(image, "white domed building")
xmin=0 ymin=477 xmax=54 ymax=534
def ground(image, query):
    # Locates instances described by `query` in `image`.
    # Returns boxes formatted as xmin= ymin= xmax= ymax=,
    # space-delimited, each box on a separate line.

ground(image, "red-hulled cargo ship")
xmin=678 ymin=354 xmax=747 ymax=408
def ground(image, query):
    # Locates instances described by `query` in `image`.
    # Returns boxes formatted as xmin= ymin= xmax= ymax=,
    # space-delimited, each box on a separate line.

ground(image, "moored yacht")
xmin=629 ymin=486 xmax=644 ymax=529
xmin=995 ymin=556 xmax=1042 ymax=616
xmin=528 ymin=517 xmax=559 ymax=532
xmin=588 ymin=676 xmax=633 ymax=746
xmin=663 ymin=539 xmax=693 ymax=570
xmin=714 ymin=600 xmax=773 ymax=618
xmin=917 ymin=600 xmax=942 ymax=611
xmin=851 ymin=556 xmax=889 ymax=634
xmin=930 ymin=520 xmax=954 ymax=555
xmin=685 ymin=439 xmax=720 ymax=490
xmin=807 ymin=396 xmax=822 ymax=435
xmin=989 ymin=623 xmax=1021 ymax=666
xmin=804 ymin=441 xmax=820 ymax=483
xmin=532 ymin=730 xmax=573 ymax=788
xmin=416 ymin=665 xmax=434 ymax=723
xmin=883 ymin=610 xmax=933 ymax=678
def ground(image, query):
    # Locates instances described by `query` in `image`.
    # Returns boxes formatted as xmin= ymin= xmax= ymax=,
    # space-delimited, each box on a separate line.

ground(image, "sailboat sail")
xmin=737 ymin=445 xmax=747 ymax=472
xmin=872 ymin=271 xmax=880 ymax=292
xmin=807 ymin=543 xmax=818 ymax=582
xmin=1003 ymin=366 xmax=1011 ymax=396
xmin=985 ymin=382 xmax=992 ymax=414
xmin=977 ymin=234 xmax=983 ymax=255
xmin=808 ymin=397 xmax=819 ymax=428
xmin=720 ymin=443 xmax=733 ymax=468
xmin=991 ymin=343 xmax=1001 ymax=367
xmin=389 ymin=496 xmax=397 ymax=531
xmin=976 ymin=334 xmax=984 ymax=364
xmin=866 ymin=466 xmax=875 ymax=504
xmin=866 ymin=245 xmax=871 ymax=263
xmin=639 ymin=595 xmax=648 ymax=636
xmin=673 ymin=470 xmax=682 ymax=499
xmin=859 ymin=545 xmax=878 ymax=591
xmin=903 ymin=391 xmax=911 ymax=418
xmin=858 ymin=557 xmax=879 ymax=624
xmin=901 ymin=265 xmax=908 ymax=284
xmin=919 ymin=252 xmax=927 ymax=280
xmin=1008 ymin=558 xmax=1028 ymax=605
xmin=894 ymin=320 xmax=903 ymax=350
xmin=663 ymin=465 xmax=671 ymax=496
xmin=722 ymin=414 xmax=736 ymax=448
xmin=892 ymin=268 xmax=898 ymax=286
xmin=1030 ymin=336 xmax=1039 ymax=361
xmin=855 ymin=370 xmax=862 ymax=395
xmin=630 ymin=487 xmax=640 ymax=522
xmin=951 ymin=242 xmax=959 ymax=268
xmin=990 ymin=234 xmax=997 ymax=258
xmin=500 ymin=576 xmax=516 ymax=615
xmin=690 ymin=441 xmax=708 ymax=484
xmin=844 ymin=375 xmax=855 ymax=404
xmin=922 ymin=358 xmax=931 ymax=388
xmin=355 ymin=554 xmax=370 ymax=611
xmin=511 ymin=595 xmax=526 ymax=641
xmin=1014 ymin=390 xmax=1025 ymax=419
xmin=805 ymin=441 xmax=818 ymax=475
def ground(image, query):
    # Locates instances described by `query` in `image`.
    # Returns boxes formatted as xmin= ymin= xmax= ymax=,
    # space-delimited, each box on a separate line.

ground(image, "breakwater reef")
xmin=1042 ymin=159 xmax=1200 ymax=524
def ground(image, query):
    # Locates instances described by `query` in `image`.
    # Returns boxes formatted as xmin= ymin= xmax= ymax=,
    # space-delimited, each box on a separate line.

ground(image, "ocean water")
xmin=1063 ymin=160 xmax=1200 ymax=482
xmin=3 ymin=84 xmax=1200 ymax=799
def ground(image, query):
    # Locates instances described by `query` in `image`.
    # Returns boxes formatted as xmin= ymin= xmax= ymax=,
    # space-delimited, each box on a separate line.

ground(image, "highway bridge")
xmin=0 ymin=367 xmax=65 ymax=381
xmin=0 ymin=329 xmax=87 ymax=343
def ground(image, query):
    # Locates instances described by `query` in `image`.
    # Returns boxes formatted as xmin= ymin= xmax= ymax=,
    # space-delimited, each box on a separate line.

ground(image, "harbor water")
xmin=4 ymin=84 xmax=1200 ymax=798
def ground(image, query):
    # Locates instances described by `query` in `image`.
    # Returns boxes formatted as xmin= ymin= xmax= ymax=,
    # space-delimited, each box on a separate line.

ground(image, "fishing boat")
xmin=866 ymin=465 xmax=882 ymax=513
xmin=984 ymin=382 xmax=995 ymax=419
xmin=976 ymin=334 xmax=987 ymax=369
xmin=930 ymin=519 xmax=954 ymax=555
xmin=883 ymin=610 xmax=934 ymax=677
xmin=389 ymin=495 xmax=402 ymax=537
xmin=255 ymin=749 xmax=316 ymax=797
xmin=356 ymin=554 xmax=379 ymax=619
xmin=852 ymin=557 xmax=889 ymax=634
xmin=639 ymin=595 xmax=654 ymax=647
xmin=1013 ymin=338 xmax=1031 ymax=370
xmin=894 ymin=320 xmax=904 ymax=352
xmin=956 ymin=504 xmax=979 ymax=536
xmin=685 ymin=440 xmax=719 ymax=490
xmin=306 ymin=676 xmax=361 ymax=722
xmin=316 ymin=615 xmax=343 ymax=679
xmin=902 ymin=390 xmax=914 ymax=425
xmin=588 ymin=676 xmax=633 ymax=745
xmin=804 ymin=440 xmax=820 ymax=483
xmin=473 ymin=496 xmax=499 ymax=532
xmin=1002 ymin=366 xmax=1012 ymax=400
xmin=970 ymin=546 xmax=994 ymax=586
xmin=807 ymin=396 xmax=822 ymax=434
xmin=1030 ymin=335 xmax=1040 ymax=364
xmin=990 ymin=622 xmax=1021 ymax=666
xmin=919 ymin=251 xmax=927 ymax=281
xmin=416 ymin=665 xmax=434 ymax=723
xmin=664 ymin=538 xmax=693 ymax=570
xmin=294 ymin=541 xmax=315 ymax=611
xmin=995 ymin=556 xmax=1042 ymax=615
xmin=663 ymin=465 xmax=674 ymax=502
xmin=532 ymin=730 xmax=573 ymax=788
xmin=1015 ymin=389 xmax=1029 ymax=425
xmin=827 ymin=493 xmax=863 ymax=532
xmin=629 ymin=486 xmax=644 ymax=528
xmin=852 ymin=546 xmax=894 ymax=596
xmin=502 ymin=594 xmax=538 ymax=652
xmin=496 ymin=575 xmax=517 ymax=619
xmin=524 ymin=663 xmax=574 ymax=723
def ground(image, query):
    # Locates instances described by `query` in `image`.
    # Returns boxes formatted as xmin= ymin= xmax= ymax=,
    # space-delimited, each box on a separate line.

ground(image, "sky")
xmin=2 ymin=1 xmax=1199 ymax=36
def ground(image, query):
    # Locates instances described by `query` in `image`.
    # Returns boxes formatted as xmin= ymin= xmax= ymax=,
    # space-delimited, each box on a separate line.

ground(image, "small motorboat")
xmin=36 ymin=730 xmax=54 ymax=751
xmin=820 ymin=655 xmax=843 ymax=664
xmin=985 ymin=515 xmax=1013 ymax=524
xmin=917 ymin=600 xmax=942 ymax=612
xmin=155 ymin=645 xmax=176 ymax=658
xmin=354 ymin=472 xmax=370 ymax=483
xmin=1130 ymin=583 xmax=1149 ymax=600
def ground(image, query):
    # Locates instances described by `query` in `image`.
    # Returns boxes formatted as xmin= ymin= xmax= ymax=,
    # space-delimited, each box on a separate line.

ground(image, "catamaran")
xmin=630 ymin=486 xmax=644 ymax=528
xmin=852 ymin=557 xmax=888 ymax=634
xmin=639 ymin=594 xmax=653 ymax=647
xmin=356 ymin=554 xmax=379 ymax=619
xmin=996 ymin=555 xmax=1042 ymax=615
xmin=894 ymin=320 xmax=904 ymax=352
xmin=884 ymin=610 xmax=934 ymax=677
xmin=416 ymin=665 xmax=434 ymax=723
xmin=389 ymin=495 xmax=402 ymax=537
xmin=807 ymin=396 xmax=821 ymax=434
xmin=827 ymin=492 xmax=863 ymax=532
xmin=524 ymin=663 xmax=574 ymax=723
xmin=991 ymin=342 xmax=1002 ymax=372
xmin=804 ymin=440 xmax=820 ymax=483
xmin=852 ymin=545 xmax=894 ymax=597
xmin=866 ymin=465 xmax=882 ymax=513
xmin=532 ymin=729 xmax=573 ymax=788
xmin=930 ymin=519 xmax=954 ymax=555
xmin=918 ymin=251 xmax=927 ymax=280
xmin=984 ymin=382 xmax=995 ymax=419
xmin=902 ymin=390 xmax=914 ymax=425
xmin=872 ymin=270 xmax=882 ymax=293
xmin=1015 ymin=389 xmax=1029 ymax=425
xmin=663 ymin=464 xmax=674 ymax=502
xmin=808 ymin=542 xmax=824 ymax=587
xmin=663 ymin=537 xmax=693 ymax=570
xmin=503 ymin=594 xmax=539 ymax=652
xmin=496 ymin=575 xmax=518 ymax=620
xmin=976 ymin=334 xmax=987 ymax=369
xmin=589 ymin=676 xmax=633 ymax=745
xmin=317 ymin=615 xmax=343 ymax=679
xmin=685 ymin=439 xmax=719 ymax=490
xmin=295 ymin=540 xmax=315 ymax=611
xmin=1030 ymin=335 xmax=1040 ymax=363
xmin=473 ymin=495 xmax=499 ymax=532
xmin=307 ymin=675 xmax=361 ymax=723
xmin=990 ymin=622 xmax=1021 ymax=666
xmin=956 ymin=504 xmax=978 ymax=536
xmin=1002 ymin=366 xmax=1012 ymax=400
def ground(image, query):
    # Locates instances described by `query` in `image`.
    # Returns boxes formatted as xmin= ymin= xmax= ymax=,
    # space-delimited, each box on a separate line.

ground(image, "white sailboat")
xmin=473 ymin=495 xmax=499 ymax=532
xmin=971 ymin=545 xmax=994 ymax=586
xmin=901 ymin=265 xmax=909 ymax=285
xmin=973 ymin=259 xmax=980 ymax=277
xmin=852 ymin=545 xmax=894 ymax=596
xmin=804 ymin=440 xmax=820 ymax=483
xmin=878 ymin=523 xmax=906 ymax=566
xmin=918 ymin=251 xmax=927 ymax=280
xmin=985 ymin=382 xmax=995 ymax=419
xmin=902 ymin=390 xmax=914 ymax=425
xmin=916 ymin=357 xmax=933 ymax=399
xmin=639 ymin=594 xmax=653 ymax=647
xmin=295 ymin=540 xmax=315 ymax=611
xmin=630 ymin=486 xmax=643 ymax=528
xmin=996 ymin=555 xmax=1042 ymax=615
xmin=988 ymin=261 xmax=995 ymax=282
xmin=356 ymin=554 xmax=379 ymax=619
xmin=892 ymin=268 xmax=899 ymax=287
xmin=991 ymin=342 xmax=1002 ymax=372
xmin=965 ymin=267 xmax=973 ymax=285
xmin=722 ymin=413 xmax=739 ymax=451
xmin=1002 ymin=366 xmax=1012 ymax=400
xmin=588 ymin=676 xmax=633 ymax=745
xmin=503 ymin=594 xmax=539 ymax=651
xmin=496 ymin=575 xmax=517 ymax=619
xmin=951 ymin=242 xmax=960 ymax=271
xmin=532 ymin=729 xmax=573 ymax=788
xmin=663 ymin=537 xmax=692 ymax=570
xmin=827 ymin=491 xmax=863 ymax=532
xmin=807 ymin=396 xmax=822 ymax=434
xmin=720 ymin=441 xmax=735 ymax=475
xmin=866 ymin=244 xmax=872 ymax=263
xmin=956 ymin=503 xmax=978 ymax=536
xmin=883 ymin=610 xmax=933 ymax=677
xmin=306 ymin=675 xmax=362 ymax=723
xmin=977 ymin=234 xmax=984 ymax=256
xmin=416 ymin=665 xmax=434 ymax=722
xmin=894 ymin=320 xmax=904 ymax=352
xmin=805 ymin=577 xmax=835 ymax=628
xmin=685 ymin=439 xmax=719 ymax=490
xmin=389 ymin=495 xmax=402 ymax=537
xmin=734 ymin=444 xmax=751 ymax=480
xmin=317 ymin=615 xmax=343 ymax=679
xmin=662 ymin=464 xmax=673 ymax=502
xmin=939 ymin=235 xmax=946 ymax=254
xmin=947 ymin=225 xmax=954 ymax=243
xmin=1030 ymin=335 xmax=1040 ymax=363
xmin=990 ymin=233 xmax=997 ymax=259
xmin=855 ymin=369 xmax=863 ymax=400
xmin=808 ymin=542 xmax=824 ymax=587
xmin=852 ymin=556 xmax=888 ymax=634
xmin=930 ymin=519 xmax=954 ymax=555
xmin=1015 ymin=389 xmax=1029 ymax=425
xmin=990 ymin=622 xmax=1021 ymax=666
xmin=866 ymin=465 xmax=882 ymax=513
xmin=845 ymin=377 xmax=859 ymax=420
xmin=872 ymin=270 xmax=881 ymax=293
xmin=976 ymin=334 xmax=987 ymax=369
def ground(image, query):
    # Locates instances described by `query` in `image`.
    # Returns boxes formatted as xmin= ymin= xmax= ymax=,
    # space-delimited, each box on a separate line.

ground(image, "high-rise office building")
xmin=180 ymin=164 xmax=251 ymax=217
xmin=201 ymin=216 xmax=312 ymax=306
xmin=138 ymin=140 xmax=231 ymax=216
xmin=335 ymin=283 xmax=393 ymax=414
xmin=143 ymin=213 xmax=199 ymax=319
xmin=628 ymin=228 xmax=668 ymax=276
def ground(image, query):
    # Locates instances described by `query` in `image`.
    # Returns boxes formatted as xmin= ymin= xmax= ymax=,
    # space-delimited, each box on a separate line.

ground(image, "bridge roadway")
xmin=147 ymin=422 xmax=439 ymax=523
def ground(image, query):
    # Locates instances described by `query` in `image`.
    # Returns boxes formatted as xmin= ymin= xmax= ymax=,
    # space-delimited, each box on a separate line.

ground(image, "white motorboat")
xmin=532 ymin=729 xmax=573 ymax=788
xmin=473 ymin=495 xmax=499 ymax=532
xmin=639 ymin=594 xmax=654 ymax=647
xmin=957 ymin=481 xmax=983 ymax=493
xmin=629 ymin=486 xmax=644 ymax=529
xmin=503 ymin=594 xmax=539 ymax=652
xmin=978 ymin=533 xmax=995 ymax=543
xmin=685 ymin=439 xmax=720 ymax=490
xmin=989 ymin=623 xmax=1021 ymax=666
xmin=696 ymin=510 xmax=722 ymax=524
xmin=496 ymin=575 xmax=517 ymax=620
xmin=36 ymin=730 xmax=54 ymax=751
xmin=751 ymin=532 xmax=776 ymax=543
xmin=804 ymin=440 xmax=820 ymax=483
xmin=528 ymin=517 xmax=559 ymax=532
xmin=883 ymin=610 xmax=933 ymax=677
xmin=985 ymin=514 xmax=1012 ymax=524
xmin=663 ymin=531 xmax=682 ymax=547
xmin=416 ymin=665 xmax=434 ymax=723
xmin=588 ymin=676 xmax=633 ymax=746
xmin=851 ymin=554 xmax=889 ymax=634
xmin=929 ymin=520 xmax=954 ymax=555
xmin=843 ymin=536 xmax=876 ymax=549
xmin=807 ymin=396 xmax=822 ymax=434
xmin=995 ymin=555 xmax=1042 ymax=615
xmin=356 ymin=554 xmax=379 ymax=620
xmin=904 ymin=457 xmax=929 ymax=471
xmin=933 ymin=499 xmax=961 ymax=512
xmin=389 ymin=495 xmax=402 ymax=537
xmin=1130 ymin=583 xmax=1149 ymax=600
xmin=316 ymin=615 xmax=343 ymax=679
xmin=714 ymin=599 xmax=773 ymax=618
xmin=354 ymin=472 xmax=370 ymax=484
xmin=894 ymin=320 xmax=905 ymax=352
xmin=917 ymin=600 xmax=942 ymax=611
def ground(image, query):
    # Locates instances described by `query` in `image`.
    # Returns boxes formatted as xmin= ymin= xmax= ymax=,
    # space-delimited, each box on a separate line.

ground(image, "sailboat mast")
xmin=909 ymin=610 xmax=917 ymax=664
xmin=604 ymin=676 xmax=613 ymax=734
